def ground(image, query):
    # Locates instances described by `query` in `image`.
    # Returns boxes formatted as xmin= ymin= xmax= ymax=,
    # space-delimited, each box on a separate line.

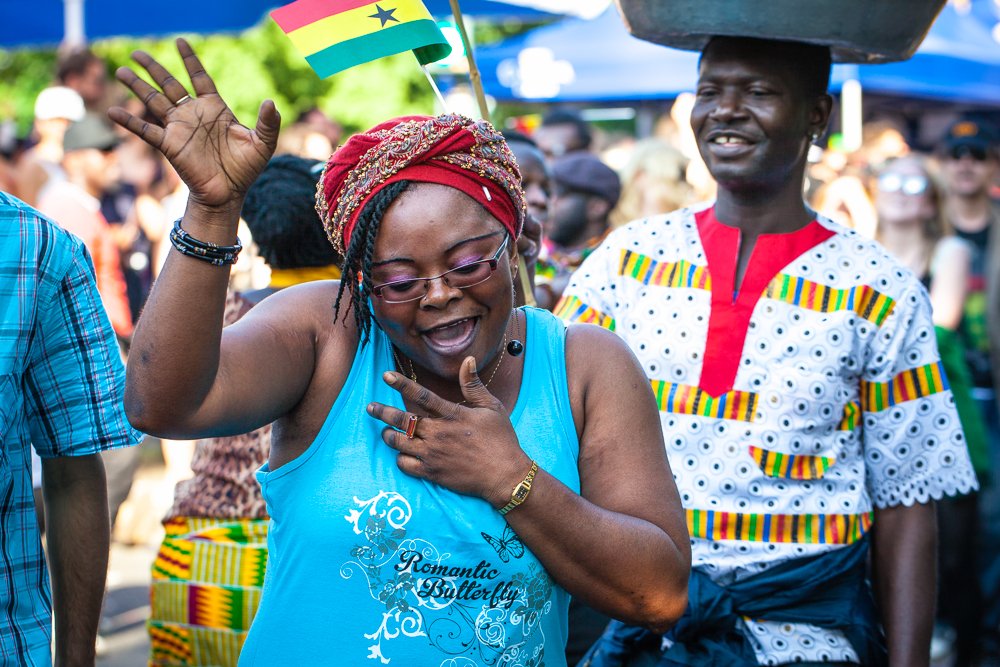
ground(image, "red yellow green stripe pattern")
xmin=271 ymin=0 xmax=451 ymax=79
xmin=651 ymin=380 xmax=758 ymax=422
xmin=748 ymin=445 xmax=835 ymax=480
xmin=861 ymin=361 xmax=950 ymax=412
xmin=838 ymin=401 xmax=860 ymax=431
xmin=149 ymin=518 xmax=270 ymax=667
xmin=762 ymin=274 xmax=896 ymax=326
xmin=554 ymin=295 xmax=615 ymax=331
xmin=618 ymin=249 xmax=711 ymax=290
xmin=687 ymin=509 xmax=873 ymax=545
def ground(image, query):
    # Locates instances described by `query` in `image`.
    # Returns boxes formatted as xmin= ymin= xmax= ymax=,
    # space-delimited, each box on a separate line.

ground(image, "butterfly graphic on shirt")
xmin=481 ymin=524 xmax=525 ymax=563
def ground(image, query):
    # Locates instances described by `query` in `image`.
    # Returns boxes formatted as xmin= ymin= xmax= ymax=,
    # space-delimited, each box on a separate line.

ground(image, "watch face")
xmin=514 ymin=486 xmax=529 ymax=501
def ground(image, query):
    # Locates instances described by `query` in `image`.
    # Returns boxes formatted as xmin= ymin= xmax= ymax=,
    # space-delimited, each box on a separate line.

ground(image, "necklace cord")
xmin=390 ymin=314 xmax=516 ymax=406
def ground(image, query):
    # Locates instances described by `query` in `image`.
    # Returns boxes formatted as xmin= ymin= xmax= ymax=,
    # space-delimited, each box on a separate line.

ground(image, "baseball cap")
xmin=33 ymin=86 xmax=85 ymax=122
xmin=552 ymin=152 xmax=622 ymax=207
xmin=942 ymin=119 xmax=997 ymax=157
xmin=63 ymin=114 xmax=122 ymax=153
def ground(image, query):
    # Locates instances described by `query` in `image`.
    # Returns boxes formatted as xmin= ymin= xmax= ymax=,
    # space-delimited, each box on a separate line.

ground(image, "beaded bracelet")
xmin=169 ymin=219 xmax=243 ymax=266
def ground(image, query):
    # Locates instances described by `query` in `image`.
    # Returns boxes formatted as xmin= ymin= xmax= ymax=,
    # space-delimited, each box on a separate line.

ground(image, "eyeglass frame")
xmin=371 ymin=234 xmax=511 ymax=303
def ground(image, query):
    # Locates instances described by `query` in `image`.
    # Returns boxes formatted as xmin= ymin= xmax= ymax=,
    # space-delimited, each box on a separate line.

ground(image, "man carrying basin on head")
xmin=560 ymin=37 xmax=976 ymax=667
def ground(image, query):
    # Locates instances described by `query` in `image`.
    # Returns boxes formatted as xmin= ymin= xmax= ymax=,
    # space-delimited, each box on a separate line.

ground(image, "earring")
xmin=507 ymin=283 xmax=524 ymax=357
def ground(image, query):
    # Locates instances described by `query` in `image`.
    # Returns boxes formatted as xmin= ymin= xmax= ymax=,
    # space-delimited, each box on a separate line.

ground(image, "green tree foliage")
xmin=0 ymin=19 xmax=436 ymax=137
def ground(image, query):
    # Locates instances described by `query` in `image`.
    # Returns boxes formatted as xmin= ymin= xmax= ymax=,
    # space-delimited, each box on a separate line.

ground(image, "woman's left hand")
xmin=367 ymin=357 xmax=532 ymax=509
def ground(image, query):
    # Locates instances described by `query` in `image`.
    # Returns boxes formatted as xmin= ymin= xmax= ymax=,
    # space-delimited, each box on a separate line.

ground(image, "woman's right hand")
xmin=108 ymin=38 xmax=280 ymax=215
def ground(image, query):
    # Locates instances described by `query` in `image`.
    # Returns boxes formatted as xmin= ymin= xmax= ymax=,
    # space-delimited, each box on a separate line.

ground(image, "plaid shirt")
xmin=0 ymin=192 xmax=141 ymax=665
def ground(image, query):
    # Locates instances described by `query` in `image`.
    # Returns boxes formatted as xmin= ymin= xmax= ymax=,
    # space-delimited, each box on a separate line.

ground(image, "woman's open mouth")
xmin=421 ymin=316 xmax=480 ymax=356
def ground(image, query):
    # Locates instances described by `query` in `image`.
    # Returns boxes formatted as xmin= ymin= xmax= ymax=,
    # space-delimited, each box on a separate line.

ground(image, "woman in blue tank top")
xmin=114 ymin=42 xmax=690 ymax=667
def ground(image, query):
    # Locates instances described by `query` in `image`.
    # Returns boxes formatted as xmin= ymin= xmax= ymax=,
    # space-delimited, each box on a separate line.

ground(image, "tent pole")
xmin=448 ymin=0 xmax=490 ymax=121
xmin=63 ymin=0 xmax=86 ymax=47
xmin=841 ymin=65 xmax=862 ymax=152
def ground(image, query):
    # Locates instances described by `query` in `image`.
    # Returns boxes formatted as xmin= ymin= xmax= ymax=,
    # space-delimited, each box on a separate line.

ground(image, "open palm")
xmin=108 ymin=38 xmax=280 ymax=210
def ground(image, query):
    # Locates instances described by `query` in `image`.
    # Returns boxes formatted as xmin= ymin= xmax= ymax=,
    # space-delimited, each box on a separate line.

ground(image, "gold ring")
xmin=175 ymin=95 xmax=192 ymax=105
xmin=405 ymin=414 xmax=419 ymax=439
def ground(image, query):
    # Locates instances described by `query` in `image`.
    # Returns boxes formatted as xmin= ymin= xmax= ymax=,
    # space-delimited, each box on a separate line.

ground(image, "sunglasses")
xmin=948 ymin=145 xmax=989 ymax=162
xmin=371 ymin=235 xmax=510 ymax=304
xmin=878 ymin=172 xmax=928 ymax=196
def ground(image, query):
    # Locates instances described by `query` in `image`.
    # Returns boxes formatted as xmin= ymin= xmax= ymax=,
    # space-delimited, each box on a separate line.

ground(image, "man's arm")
xmin=41 ymin=454 xmax=110 ymax=667
xmin=871 ymin=501 xmax=936 ymax=667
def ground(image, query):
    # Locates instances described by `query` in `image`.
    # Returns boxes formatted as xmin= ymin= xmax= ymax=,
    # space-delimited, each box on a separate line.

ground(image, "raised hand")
xmin=108 ymin=38 xmax=280 ymax=213
xmin=367 ymin=357 xmax=534 ymax=508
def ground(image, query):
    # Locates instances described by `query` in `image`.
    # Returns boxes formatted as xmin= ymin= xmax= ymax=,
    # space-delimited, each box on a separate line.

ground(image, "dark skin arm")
xmin=369 ymin=325 xmax=691 ymax=631
xmin=41 ymin=454 xmax=110 ymax=667
xmin=871 ymin=501 xmax=936 ymax=667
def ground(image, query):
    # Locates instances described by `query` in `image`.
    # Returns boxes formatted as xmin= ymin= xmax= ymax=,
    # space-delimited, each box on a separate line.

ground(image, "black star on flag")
xmin=368 ymin=4 xmax=400 ymax=28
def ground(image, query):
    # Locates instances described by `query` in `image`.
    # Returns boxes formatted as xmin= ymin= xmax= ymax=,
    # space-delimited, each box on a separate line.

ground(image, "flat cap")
xmin=552 ymin=151 xmax=621 ymax=207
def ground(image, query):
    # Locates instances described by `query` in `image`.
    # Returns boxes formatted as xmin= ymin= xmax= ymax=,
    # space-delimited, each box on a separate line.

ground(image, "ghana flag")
xmin=271 ymin=0 xmax=452 ymax=79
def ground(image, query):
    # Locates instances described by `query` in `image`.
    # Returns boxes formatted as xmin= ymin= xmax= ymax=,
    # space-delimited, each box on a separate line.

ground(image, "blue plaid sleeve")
xmin=24 ymin=237 xmax=142 ymax=457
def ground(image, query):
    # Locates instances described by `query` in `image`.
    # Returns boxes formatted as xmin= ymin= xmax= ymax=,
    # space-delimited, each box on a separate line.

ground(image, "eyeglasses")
xmin=948 ymin=145 xmax=989 ymax=162
xmin=371 ymin=235 xmax=510 ymax=304
xmin=878 ymin=172 xmax=928 ymax=196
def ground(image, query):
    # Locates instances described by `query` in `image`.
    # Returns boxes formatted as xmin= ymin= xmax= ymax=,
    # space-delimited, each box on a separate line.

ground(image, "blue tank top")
xmin=239 ymin=307 xmax=580 ymax=667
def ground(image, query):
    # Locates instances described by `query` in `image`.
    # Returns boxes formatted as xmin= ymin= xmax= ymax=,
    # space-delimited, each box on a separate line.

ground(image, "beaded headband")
xmin=316 ymin=114 xmax=526 ymax=256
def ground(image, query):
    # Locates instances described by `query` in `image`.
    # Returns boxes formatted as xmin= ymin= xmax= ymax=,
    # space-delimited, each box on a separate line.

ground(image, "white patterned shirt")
xmin=557 ymin=203 xmax=977 ymax=665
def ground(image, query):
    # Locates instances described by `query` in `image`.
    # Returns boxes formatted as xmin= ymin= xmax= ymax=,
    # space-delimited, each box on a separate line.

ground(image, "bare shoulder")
xmin=563 ymin=322 xmax=654 ymax=437
xmin=231 ymin=279 xmax=359 ymax=348
xmin=565 ymin=322 xmax=643 ymax=377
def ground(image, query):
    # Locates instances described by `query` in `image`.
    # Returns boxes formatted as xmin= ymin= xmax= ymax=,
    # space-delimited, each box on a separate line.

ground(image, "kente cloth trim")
xmin=267 ymin=264 xmax=342 ymax=288
xmin=149 ymin=517 xmax=269 ymax=666
xmin=749 ymin=445 xmax=835 ymax=480
xmin=651 ymin=380 xmax=758 ymax=422
xmin=553 ymin=295 xmax=616 ymax=330
xmin=618 ymin=249 xmax=712 ymax=290
xmin=860 ymin=361 xmax=950 ymax=412
xmin=763 ymin=273 xmax=896 ymax=326
xmin=687 ymin=509 xmax=873 ymax=545
xmin=695 ymin=208 xmax=837 ymax=397
xmin=839 ymin=401 xmax=861 ymax=431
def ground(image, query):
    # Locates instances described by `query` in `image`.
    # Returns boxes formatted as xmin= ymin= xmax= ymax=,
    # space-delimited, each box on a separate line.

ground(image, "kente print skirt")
xmin=148 ymin=517 xmax=269 ymax=667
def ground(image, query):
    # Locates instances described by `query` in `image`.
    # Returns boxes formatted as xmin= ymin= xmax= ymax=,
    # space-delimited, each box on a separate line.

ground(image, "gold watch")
xmin=499 ymin=461 xmax=538 ymax=516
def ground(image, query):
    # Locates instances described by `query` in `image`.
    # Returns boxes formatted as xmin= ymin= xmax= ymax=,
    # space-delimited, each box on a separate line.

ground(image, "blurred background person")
xmin=36 ymin=114 xmax=140 ymax=533
xmin=107 ymin=97 xmax=169 ymax=324
xmin=56 ymin=47 xmax=109 ymax=113
xmin=275 ymin=108 xmax=343 ymax=160
xmin=15 ymin=86 xmax=86 ymax=206
xmin=502 ymin=130 xmax=549 ymax=307
xmin=874 ymin=154 xmax=989 ymax=667
xmin=147 ymin=155 xmax=342 ymax=667
xmin=37 ymin=114 xmax=132 ymax=341
xmin=610 ymin=137 xmax=692 ymax=228
xmin=298 ymin=106 xmax=343 ymax=149
xmin=940 ymin=118 xmax=1000 ymax=661
xmin=534 ymin=108 xmax=593 ymax=160
xmin=536 ymin=151 xmax=620 ymax=313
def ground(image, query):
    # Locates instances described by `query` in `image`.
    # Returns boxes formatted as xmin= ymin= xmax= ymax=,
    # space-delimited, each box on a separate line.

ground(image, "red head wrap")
xmin=316 ymin=114 xmax=525 ymax=255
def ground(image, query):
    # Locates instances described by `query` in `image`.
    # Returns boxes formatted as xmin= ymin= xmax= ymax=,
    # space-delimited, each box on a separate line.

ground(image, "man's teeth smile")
xmin=712 ymin=135 xmax=749 ymax=145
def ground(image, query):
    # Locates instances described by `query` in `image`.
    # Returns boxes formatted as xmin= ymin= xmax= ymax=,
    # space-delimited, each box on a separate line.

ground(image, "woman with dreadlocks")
xmin=113 ymin=41 xmax=689 ymax=667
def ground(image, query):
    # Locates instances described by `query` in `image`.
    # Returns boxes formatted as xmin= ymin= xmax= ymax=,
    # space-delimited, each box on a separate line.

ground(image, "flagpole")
xmin=420 ymin=62 xmax=449 ymax=111
xmin=448 ymin=0 xmax=490 ymax=121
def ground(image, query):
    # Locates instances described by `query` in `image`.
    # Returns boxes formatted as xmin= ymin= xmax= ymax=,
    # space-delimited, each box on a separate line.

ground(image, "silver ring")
xmin=175 ymin=95 xmax=192 ymax=105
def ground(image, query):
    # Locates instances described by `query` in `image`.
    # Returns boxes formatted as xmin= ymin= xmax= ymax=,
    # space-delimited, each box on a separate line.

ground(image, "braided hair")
xmin=333 ymin=180 xmax=411 ymax=344
xmin=242 ymin=155 xmax=341 ymax=270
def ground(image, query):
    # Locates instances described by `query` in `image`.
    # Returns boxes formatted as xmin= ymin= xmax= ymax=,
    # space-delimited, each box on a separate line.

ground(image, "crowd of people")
xmin=1 ymin=31 xmax=999 ymax=667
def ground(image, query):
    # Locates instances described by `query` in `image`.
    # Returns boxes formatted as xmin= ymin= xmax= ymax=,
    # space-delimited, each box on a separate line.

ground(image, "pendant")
xmin=507 ymin=340 xmax=524 ymax=356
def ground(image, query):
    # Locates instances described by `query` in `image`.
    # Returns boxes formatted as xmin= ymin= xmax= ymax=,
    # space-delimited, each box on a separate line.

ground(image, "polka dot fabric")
xmin=558 ymin=203 xmax=977 ymax=665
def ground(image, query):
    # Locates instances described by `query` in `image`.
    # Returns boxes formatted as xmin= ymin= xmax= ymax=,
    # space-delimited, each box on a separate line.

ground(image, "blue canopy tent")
xmin=0 ymin=0 xmax=557 ymax=48
xmin=477 ymin=1 xmax=1000 ymax=106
